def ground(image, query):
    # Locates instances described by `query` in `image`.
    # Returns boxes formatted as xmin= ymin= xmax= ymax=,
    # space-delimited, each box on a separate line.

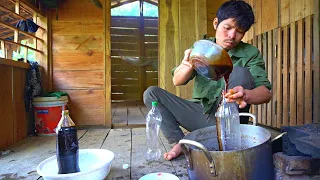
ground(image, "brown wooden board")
xmin=267 ymin=31 xmax=273 ymax=126
xmin=262 ymin=33 xmax=267 ymax=125
xmin=112 ymin=93 xmax=141 ymax=101
xmin=297 ymin=19 xmax=304 ymax=125
xmin=253 ymin=0 xmax=262 ymax=35
xmin=70 ymin=108 xmax=105 ymax=126
xmin=64 ymin=89 xmax=105 ymax=110
xmin=111 ymin=17 xmax=140 ymax=28
xmin=112 ymin=104 xmax=128 ymax=127
xmin=144 ymin=28 xmax=158 ymax=35
xmin=111 ymin=35 xmax=139 ymax=43
xmin=112 ymin=85 xmax=141 ymax=93
xmin=103 ymin=129 xmax=131 ymax=180
xmin=289 ymin=22 xmax=297 ymax=126
xmin=79 ymin=129 xmax=110 ymax=149
xmin=111 ymin=42 xmax=139 ymax=50
xmin=282 ymin=26 xmax=289 ymax=126
xmin=178 ymin=0 xmax=197 ymax=100
xmin=111 ymin=78 xmax=140 ymax=85
xmin=144 ymin=19 xmax=158 ymax=27
xmin=53 ymin=70 xmax=104 ymax=89
xmin=111 ymin=27 xmax=139 ymax=36
xmin=257 ymin=35 xmax=263 ymax=124
xmin=0 ymin=66 xmax=13 ymax=150
xmin=52 ymin=35 xmax=103 ymax=50
xmin=261 ymin=0 xmax=278 ymax=33
xmin=159 ymin=0 xmax=179 ymax=95
xmin=272 ymin=29 xmax=278 ymax=128
xmin=12 ymin=67 xmax=27 ymax=142
xmin=313 ymin=5 xmax=320 ymax=123
xmin=251 ymin=36 xmax=258 ymax=118
xmin=112 ymin=71 xmax=139 ymax=78
xmin=61 ymin=90 xmax=105 ymax=126
xmin=144 ymin=36 xmax=158 ymax=43
xmin=111 ymin=49 xmax=139 ymax=56
xmin=276 ymin=28 xmax=283 ymax=128
xmin=304 ymin=16 xmax=313 ymax=124
xmin=53 ymin=50 xmax=103 ymax=71
xmin=128 ymin=106 xmax=146 ymax=126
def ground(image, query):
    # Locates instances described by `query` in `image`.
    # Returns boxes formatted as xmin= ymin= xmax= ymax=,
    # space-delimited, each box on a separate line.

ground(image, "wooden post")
xmin=14 ymin=0 xmax=20 ymax=44
xmin=138 ymin=0 xmax=146 ymax=101
xmin=104 ymin=0 xmax=112 ymax=127
xmin=35 ymin=10 xmax=51 ymax=92
xmin=313 ymin=0 xmax=320 ymax=123
xmin=0 ymin=41 xmax=6 ymax=58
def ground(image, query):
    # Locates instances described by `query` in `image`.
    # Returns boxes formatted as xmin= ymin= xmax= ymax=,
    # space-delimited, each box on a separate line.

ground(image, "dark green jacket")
xmin=172 ymin=37 xmax=272 ymax=114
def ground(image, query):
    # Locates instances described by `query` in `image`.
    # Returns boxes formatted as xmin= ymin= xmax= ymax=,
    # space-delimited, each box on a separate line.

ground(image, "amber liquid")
xmin=191 ymin=49 xmax=233 ymax=82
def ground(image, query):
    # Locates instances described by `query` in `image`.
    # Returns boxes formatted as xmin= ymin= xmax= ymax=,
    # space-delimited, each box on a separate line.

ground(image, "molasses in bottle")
xmin=56 ymin=110 xmax=80 ymax=174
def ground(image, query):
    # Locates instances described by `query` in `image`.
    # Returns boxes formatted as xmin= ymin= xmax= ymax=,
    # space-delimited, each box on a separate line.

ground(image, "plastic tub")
xmin=37 ymin=149 xmax=114 ymax=180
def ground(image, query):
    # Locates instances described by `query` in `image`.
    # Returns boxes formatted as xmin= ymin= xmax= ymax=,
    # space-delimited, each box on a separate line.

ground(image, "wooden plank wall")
xmin=159 ymin=0 xmax=207 ymax=99
xmin=206 ymin=0 xmax=226 ymax=37
xmin=243 ymin=0 xmax=315 ymax=41
xmin=0 ymin=60 xmax=29 ymax=150
xmin=111 ymin=16 xmax=158 ymax=102
xmin=51 ymin=0 xmax=105 ymax=126
xmin=249 ymin=15 xmax=319 ymax=128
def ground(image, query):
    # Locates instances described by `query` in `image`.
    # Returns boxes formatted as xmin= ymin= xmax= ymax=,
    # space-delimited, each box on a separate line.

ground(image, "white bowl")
xmin=37 ymin=149 xmax=114 ymax=180
xmin=139 ymin=172 xmax=180 ymax=180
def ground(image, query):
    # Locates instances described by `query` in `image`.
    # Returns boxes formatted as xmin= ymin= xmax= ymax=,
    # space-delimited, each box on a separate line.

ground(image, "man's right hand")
xmin=172 ymin=49 xmax=195 ymax=86
xmin=181 ymin=49 xmax=193 ymax=68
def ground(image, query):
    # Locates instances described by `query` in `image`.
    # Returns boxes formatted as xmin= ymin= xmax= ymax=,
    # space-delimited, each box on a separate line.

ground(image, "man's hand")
xmin=172 ymin=49 xmax=195 ymax=86
xmin=181 ymin=49 xmax=193 ymax=68
xmin=224 ymin=86 xmax=247 ymax=108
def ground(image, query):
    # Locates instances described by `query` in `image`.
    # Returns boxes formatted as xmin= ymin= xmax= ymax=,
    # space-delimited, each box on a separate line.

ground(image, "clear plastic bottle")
xmin=146 ymin=101 xmax=162 ymax=161
xmin=215 ymin=97 xmax=241 ymax=151
xmin=56 ymin=110 xmax=80 ymax=174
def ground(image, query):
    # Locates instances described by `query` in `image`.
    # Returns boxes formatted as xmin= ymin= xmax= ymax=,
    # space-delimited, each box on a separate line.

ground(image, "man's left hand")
xmin=224 ymin=86 xmax=247 ymax=108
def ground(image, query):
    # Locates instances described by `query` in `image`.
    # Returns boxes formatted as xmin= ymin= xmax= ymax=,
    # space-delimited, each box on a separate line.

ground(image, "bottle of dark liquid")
xmin=56 ymin=110 xmax=80 ymax=174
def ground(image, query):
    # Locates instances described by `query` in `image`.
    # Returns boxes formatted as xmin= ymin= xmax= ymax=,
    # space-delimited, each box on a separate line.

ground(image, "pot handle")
xmin=239 ymin=113 xmax=257 ymax=126
xmin=179 ymin=139 xmax=217 ymax=176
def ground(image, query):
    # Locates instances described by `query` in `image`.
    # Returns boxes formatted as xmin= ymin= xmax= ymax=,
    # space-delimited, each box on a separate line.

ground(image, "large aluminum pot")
xmin=179 ymin=114 xmax=274 ymax=180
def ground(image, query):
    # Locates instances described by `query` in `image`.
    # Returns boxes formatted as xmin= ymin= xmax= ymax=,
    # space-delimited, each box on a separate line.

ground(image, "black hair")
xmin=216 ymin=0 xmax=255 ymax=32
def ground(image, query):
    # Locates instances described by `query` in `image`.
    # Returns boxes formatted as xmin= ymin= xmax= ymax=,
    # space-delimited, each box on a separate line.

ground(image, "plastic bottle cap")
xmin=61 ymin=110 xmax=69 ymax=115
xmin=152 ymin=101 xmax=158 ymax=106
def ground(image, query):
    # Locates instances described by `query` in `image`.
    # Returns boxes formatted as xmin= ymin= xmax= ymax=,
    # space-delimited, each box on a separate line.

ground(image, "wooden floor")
xmin=0 ymin=128 xmax=189 ymax=180
xmin=112 ymin=101 xmax=149 ymax=128
xmin=0 ymin=102 xmax=281 ymax=180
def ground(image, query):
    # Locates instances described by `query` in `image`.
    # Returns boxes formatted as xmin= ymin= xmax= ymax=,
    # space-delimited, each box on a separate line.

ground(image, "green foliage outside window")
xmin=111 ymin=1 xmax=158 ymax=17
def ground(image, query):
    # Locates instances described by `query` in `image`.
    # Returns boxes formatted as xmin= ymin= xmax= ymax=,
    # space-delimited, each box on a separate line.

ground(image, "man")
xmin=143 ymin=0 xmax=272 ymax=161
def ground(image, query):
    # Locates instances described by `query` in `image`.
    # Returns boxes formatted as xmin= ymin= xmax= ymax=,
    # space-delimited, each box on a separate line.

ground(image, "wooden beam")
xmin=0 ymin=5 xmax=45 ymax=31
xmin=111 ymin=0 xmax=136 ymax=8
xmin=104 ymin=0 xmax=112 ymax=127
xmin=0 ymin=22 xmax=43 ymax=42
xmin=14 ymin=0 xmax=20 ymax=43
xmin=9 ymin=0 xmax=45 ymax=17
xmin=0 ymin=38 xmax=42 ymax=53
xmin=144 ymin=0 xmax=158 ymax=6
xmin=0 ymin=41 xmax=6 ymax=58
xmin=0 ymin=57 xmax=30 ymax=69
xmin=313 ymin=0 xmax=320 ymax=123
xmin=139 ymin=0 xmax=146 ymax=101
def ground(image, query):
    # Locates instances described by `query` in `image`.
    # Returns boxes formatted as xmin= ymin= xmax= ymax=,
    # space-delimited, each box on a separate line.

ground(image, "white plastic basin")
xmin=37 ymin=149 xmax=114 ymax=180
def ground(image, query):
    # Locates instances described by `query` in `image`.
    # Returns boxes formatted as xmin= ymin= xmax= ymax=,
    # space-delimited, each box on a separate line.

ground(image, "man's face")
xmin=213 ymin=18 xmax=246 ymax=51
